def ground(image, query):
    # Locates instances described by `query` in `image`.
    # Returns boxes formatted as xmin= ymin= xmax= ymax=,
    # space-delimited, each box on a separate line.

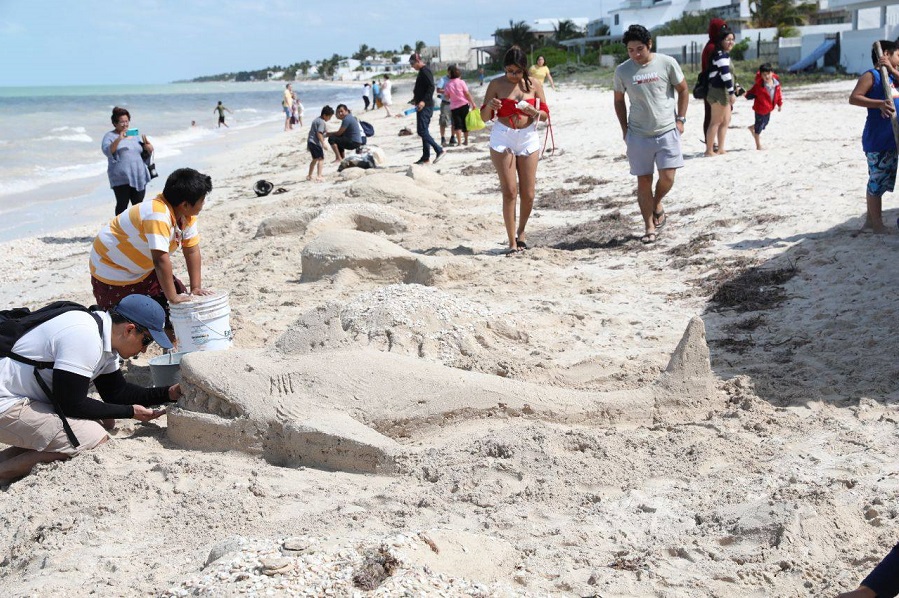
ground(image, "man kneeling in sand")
xmin=325 ymin=104 xmax=364 ymax=163
xmin=0 ymin=294 xmax=181 ymax=483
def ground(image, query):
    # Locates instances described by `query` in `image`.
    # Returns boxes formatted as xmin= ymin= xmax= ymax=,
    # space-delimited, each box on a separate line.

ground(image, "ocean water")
xmin=0 ymin=81 xmax=359 ymax=241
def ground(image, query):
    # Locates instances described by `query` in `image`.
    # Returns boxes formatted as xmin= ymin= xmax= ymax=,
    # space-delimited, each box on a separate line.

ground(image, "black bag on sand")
xmin=693 ymin=70 xmax=709 ymax=100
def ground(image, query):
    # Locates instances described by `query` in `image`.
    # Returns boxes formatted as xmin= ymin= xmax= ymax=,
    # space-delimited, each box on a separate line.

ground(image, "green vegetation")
xmin=653 ymin=10 xmax=720 ymax=36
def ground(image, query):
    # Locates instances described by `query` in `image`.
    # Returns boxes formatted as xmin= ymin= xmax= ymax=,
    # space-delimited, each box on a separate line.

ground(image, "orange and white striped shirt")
xmin=89 ymin=194 xmax=199 ymax=286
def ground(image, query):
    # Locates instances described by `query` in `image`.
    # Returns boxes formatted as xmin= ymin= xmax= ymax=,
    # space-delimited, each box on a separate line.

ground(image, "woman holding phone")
xmin=102 ymin=106 xmax=153 ymax=215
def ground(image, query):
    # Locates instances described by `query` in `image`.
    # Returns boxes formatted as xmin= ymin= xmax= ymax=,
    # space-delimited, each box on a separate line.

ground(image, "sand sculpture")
xmin=274 ymin=284 xmax=529 ymax=375
xmin=166 ymin=316 xmax=720 ymax=474
xmin=255 ymin=203 xmax=409 ymax=239
xmin=346 ymin=172 xmax=447 ymax=206
xmin=300 ymin=230 xmax=440 ymax=284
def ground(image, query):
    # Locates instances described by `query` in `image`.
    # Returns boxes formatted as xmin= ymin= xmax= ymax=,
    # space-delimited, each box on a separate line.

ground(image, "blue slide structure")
xmin=788 ymin=38 xmax=837 ymax=72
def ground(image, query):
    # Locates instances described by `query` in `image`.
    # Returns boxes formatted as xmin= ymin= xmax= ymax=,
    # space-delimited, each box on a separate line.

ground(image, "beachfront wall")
xmin=655 ymin=28 xmax=777 ymax=69
xmin=842 ymin=25 xmax=899 ymax=74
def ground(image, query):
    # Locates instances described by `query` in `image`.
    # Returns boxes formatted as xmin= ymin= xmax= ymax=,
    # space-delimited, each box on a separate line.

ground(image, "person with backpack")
xmin=0 ymin=294 xmax=180 ymax=483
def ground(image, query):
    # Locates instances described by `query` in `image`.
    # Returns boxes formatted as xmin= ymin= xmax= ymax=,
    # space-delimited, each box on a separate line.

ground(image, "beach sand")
xmin=1 ymin=79 xmax=897 ymax=596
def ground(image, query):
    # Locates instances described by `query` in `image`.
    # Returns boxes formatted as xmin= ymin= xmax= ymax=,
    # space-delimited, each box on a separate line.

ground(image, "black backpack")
xmin=0 ymin=301 xmax=103 ymax=448
xmin=360 ymin=121 xmax=375 ymax=137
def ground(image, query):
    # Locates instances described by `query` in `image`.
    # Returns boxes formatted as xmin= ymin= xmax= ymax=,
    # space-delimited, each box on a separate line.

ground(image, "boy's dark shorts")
xmin=753 ymin=112 xmax=770 ymax=135
xmin=307 ymin=142 xmax=324 ymax=160
xmin=866 ymin=151 xmax=898 ymax=197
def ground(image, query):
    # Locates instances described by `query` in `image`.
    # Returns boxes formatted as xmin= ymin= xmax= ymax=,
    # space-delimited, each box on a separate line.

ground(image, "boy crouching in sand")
xmin=745 ymin=63 xmax=783 ymax=150
xmin=849 ymin=41 xmax=899 ymax=234
xmin=307 ymin=105 xmax=334 ymax=182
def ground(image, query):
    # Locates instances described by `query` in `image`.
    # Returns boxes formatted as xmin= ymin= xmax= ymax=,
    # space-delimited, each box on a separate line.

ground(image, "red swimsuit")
xmin=488 ymin=98 xmax=550 ymax=129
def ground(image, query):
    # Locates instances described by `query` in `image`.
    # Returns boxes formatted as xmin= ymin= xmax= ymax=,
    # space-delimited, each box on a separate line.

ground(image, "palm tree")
xmin=495 ymin=20 xmax=537 ymax=53
xmin=553 ymin=19 xmax=584 ymax=43
xmin=352 ymin=44 xmax=371 ymax=61
xmin=749 ymin=0 xmax=817 ymax=37
xmin=414 ymin=40 xmax=427 ymax=54
xmin=298 ymin=60 xmax=312 ymax=76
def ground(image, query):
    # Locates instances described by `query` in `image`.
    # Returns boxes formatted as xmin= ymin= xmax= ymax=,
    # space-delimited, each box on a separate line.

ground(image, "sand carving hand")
xmin=133 ymin=405 xmax=165 ymax=422
xmin=168 ymin=384 xmax=183 ymax=402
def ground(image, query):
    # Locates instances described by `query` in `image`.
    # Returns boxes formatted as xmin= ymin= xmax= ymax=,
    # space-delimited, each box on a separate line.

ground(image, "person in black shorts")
xmin=213 ymin=101 xmax=232 ymax=128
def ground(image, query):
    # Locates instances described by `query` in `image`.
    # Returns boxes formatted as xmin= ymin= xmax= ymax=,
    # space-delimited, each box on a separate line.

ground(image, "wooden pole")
xmin=874 ymin=41 xmax=899 ymax=151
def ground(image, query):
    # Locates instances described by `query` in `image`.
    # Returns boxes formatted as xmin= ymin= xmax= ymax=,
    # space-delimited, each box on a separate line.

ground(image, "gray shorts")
xmin=626 ymin=128 xmax=684 ymax=176
xmin=439 ymin=102 xmax=451 ymax=127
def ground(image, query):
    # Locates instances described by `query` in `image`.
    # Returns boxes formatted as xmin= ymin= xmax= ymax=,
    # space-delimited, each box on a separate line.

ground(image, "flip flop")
xmin=515 ymin=237 xmax=529 ymax=250
xmin=503 ymin=247 xmax=524 ymax=257
xmin=640 ymin=232 xmax=657 ymax=245
xmin=653 ymin=210 xmax=666 ymax=229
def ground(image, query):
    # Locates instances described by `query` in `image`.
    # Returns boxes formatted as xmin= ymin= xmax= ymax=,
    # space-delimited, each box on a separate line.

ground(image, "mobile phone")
xmin=125 ymin=128 xmax=139 ymax=137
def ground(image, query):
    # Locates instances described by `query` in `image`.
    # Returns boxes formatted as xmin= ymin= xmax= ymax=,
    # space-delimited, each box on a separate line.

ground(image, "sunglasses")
xmin=123 ymin=317 xmax=153 ymax=347
xmin=140 ymin=330 xmax=153 ymax=347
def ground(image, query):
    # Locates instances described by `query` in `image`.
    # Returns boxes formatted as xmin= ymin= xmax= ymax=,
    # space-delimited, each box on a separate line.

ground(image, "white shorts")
xmin=489 ymin=122 xmax=540 ymax=156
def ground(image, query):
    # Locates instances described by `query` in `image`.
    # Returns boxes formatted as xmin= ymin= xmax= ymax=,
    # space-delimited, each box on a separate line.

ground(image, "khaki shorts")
xmin=0 ymin=399 xmax=107 ymax=456
xmin=706 ymin=85 xmax=730 ymax=106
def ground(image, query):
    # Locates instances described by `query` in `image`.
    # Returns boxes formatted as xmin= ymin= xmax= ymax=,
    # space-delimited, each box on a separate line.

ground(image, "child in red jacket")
xmin=745 ymin=63 xmax=783 ymax=150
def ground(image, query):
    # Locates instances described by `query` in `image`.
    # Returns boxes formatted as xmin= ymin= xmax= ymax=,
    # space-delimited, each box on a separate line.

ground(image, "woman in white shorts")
xmin=480 ymin=46 xmax=550 ymax=255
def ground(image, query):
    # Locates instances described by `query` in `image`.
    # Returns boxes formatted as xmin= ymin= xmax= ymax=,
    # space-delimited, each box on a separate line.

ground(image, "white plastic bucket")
xmin=169 ymin=292 xmax=233 ymax=353
xmin=149 ymin=352 xmax=187 ymax=387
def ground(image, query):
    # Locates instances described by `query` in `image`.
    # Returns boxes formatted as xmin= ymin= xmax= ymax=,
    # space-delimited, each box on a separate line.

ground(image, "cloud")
xmin=0 ymin=20 xmax=25 ymax=36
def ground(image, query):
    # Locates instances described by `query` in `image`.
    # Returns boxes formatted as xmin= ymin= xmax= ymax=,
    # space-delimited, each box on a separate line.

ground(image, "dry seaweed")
xmin=564 ymin=175 xmax=610 ymax=186
xmin=667 ymin=233 xmax=718 ymax=259
xmin=460 ymin=162 xmax=495 ymax=176
xmin=352 ymin=545 xmax=400 ymax=590
xmin=531 ymin=212 xmax=638 ymax=251
xmin=709 ymin=263 xmax=798 ymax=312
xmin=538 ymin=188 xmax=592 ymax=211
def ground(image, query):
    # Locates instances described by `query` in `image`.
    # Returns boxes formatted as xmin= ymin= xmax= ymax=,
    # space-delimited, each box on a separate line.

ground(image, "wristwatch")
xmin=675 ymin=116 xmax=686 ymax=124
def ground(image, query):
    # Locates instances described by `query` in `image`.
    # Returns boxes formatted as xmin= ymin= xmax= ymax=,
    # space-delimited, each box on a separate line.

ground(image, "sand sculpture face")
xmin=167 ymin=317 xmax=717 ymax=474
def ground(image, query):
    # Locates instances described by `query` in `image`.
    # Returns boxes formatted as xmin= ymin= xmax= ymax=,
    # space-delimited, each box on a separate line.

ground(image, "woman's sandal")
xmin=515 ymin=237 xmax=529 ymax=250
xmin=640 ymin=232 xmax=657 ymax=245
xmin=504 ymin=246 xmax=525 ymax=256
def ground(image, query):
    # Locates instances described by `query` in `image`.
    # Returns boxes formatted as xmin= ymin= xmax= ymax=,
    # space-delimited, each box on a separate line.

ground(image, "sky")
xmin=0 ymin=0 xmax=617 ymax=87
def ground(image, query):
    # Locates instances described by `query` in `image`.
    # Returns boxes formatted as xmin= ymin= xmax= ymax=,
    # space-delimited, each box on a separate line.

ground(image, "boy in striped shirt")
xmin=90 ymin=168 xmax=214 ymax=327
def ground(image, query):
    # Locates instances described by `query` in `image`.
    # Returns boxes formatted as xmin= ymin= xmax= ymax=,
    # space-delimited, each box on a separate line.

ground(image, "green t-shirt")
xmin=613 ymin=53 xmax=684 ymax=138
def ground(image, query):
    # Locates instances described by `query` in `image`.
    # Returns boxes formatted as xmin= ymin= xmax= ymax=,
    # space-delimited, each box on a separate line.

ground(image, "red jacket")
xmin=746 ymin=71 xmax=783 ymax=115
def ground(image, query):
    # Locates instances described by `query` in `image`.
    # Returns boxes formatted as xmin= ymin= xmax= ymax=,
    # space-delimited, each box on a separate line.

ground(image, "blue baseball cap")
xmin=114 ymin=294 xmax=173 ymax=349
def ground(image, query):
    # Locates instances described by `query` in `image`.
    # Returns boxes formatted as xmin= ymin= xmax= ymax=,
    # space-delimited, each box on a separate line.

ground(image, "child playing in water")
xmin=849 ymin=40 xmax=899 ymax=234
xmin=745 ymin=63 xmax=783 ymax=150
xmin=307 ymin=105 xmax=334 ymax=182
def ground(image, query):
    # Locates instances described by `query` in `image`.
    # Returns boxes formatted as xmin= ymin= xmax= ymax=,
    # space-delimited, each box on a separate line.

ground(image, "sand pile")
xmin=277 ymin=284 xmax=529 ymax=375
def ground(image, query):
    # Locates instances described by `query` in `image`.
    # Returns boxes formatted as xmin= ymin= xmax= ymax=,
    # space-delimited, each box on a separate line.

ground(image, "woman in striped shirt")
xmin=705 ymin=26 xmax=737 ymax=156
